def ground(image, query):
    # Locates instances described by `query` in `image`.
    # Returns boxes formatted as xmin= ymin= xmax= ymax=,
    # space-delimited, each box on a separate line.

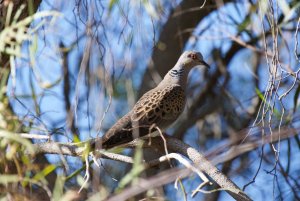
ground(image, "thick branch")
xmin=33 ymin=126 xmax=299 ymax=200
xmin=138 ymin=0 xmax=231 ymax=96
xmin=152 ymin=136 xmax=251 ymax=201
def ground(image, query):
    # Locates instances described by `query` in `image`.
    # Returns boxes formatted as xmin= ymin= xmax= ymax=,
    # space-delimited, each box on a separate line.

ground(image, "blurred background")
xmin=1 ymin=0 xmax=300 ymax=200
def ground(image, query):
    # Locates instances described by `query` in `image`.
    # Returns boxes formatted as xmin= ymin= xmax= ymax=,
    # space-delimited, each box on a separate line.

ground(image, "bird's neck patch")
xmin=170 ymin=68 xmax=184 ymax=77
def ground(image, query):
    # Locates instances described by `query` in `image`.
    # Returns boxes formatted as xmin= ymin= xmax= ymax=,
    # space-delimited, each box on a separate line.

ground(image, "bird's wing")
xmin=100 ymin=113 xmax=134 ymax=149
xmin=132 ymin=84 xmax=185 ymax=129
xmin=100 ymin=85 xmax=185 ymax=149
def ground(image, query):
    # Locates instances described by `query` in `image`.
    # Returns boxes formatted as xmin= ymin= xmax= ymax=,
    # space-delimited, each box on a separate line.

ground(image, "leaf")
xmin=278 ymin=1 xmax=300 ymax=24
xmin=142 ymin=0 xmax=159 ymax=19
xmin=0 ymin=174 xmax=19 ymax=185
xmin=259 ymin=0 xmax=269 ymax=18
xmin=33 ymin=164 xmax=57 ymax=181
xmin=73 ymin=135 xmax=81 ymax=143
xmin=117 ymin=141 xmax=144 ymax=189
xmin=0 ymin=130 xmax=35 ymax=154
xmin=255 ymin=88 xmax=266 ymax=103
xmin=53 ymin=176 xmax=65 ymax=201
xmin=66 ymin=165 xmax=87 ymax=181
xmin=109 ymin=0 xmax=119 ymax=12
xmin=12 ymin=4 xmax=26 ymax=24
xmin=278 ymin=0 xmax=291 ymax=17
xmin=0 ymin=68 xmax=10 ymax=101
xmin=238 ymin=16 xmax=250 ymax=33
xmin=255 ymin=88 xmax=281 ymax=118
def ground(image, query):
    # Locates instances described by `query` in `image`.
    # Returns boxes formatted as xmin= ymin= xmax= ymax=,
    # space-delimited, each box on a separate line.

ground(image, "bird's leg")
xmin=148 ymin=123 xmax=157 ymax=146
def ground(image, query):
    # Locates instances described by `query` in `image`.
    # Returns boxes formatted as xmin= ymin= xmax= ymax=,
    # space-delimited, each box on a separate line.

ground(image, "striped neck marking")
xmin=170 ymin=69 xmax=184 ymax=77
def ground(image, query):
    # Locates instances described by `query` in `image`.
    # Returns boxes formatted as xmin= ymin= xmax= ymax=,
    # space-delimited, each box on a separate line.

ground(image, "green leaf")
xmin=255 ymin=88 xmax=281 ymax=118
xmin=237 ymin=15 xmax=251 ymax=33
xmin=259 ymin=0 xmax=268 ymax=17
xmin=142 ymin=0 xmax=159 ymax=19
xmin=73 ymin=135 xmax=81 ymax=143
xmin=66 ymin=164 xmax=87 ymax=181
xmin=33 ymin=164 xmax=57 ymax=181
xmin=0 ymin=130 xmax=35 ymax=154
xmin=0 ymin=68 xmax=10 ymax=101
xmin=278 ymin=0 xmax=291 ymax=17
xmin=118 ymin=141 xmax=144 ymax=189
xmin=255 ymin=88 xmax=266 ymax=103
xmin=53 ymin=176 xmax=65 ymax=201
xmin=109 ymin=0 xmax=119 ymax=12
xmin=0 ymin=174 xmax=19 ymax=185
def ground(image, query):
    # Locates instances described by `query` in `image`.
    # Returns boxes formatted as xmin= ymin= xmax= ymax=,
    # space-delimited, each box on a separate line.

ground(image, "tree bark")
xmin=138 ymin=0 xmax=230 ymax=96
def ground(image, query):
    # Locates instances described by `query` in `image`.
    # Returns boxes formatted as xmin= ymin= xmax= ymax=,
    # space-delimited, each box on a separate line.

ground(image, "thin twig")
xmin=19 ymin=133 xmax=50 ymax=140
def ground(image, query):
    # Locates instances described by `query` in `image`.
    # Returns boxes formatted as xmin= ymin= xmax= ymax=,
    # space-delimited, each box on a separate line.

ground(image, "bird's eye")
xmin=188 ymin=53 xmax=197 ymax=60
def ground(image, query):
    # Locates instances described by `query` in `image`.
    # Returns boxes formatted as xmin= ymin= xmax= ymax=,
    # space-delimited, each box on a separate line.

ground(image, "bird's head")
xmin=178 ymin=50 xmax=210 ymax=69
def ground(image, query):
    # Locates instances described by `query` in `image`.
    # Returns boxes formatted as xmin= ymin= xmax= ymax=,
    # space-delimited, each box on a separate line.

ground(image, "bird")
xmin=93 ymin=50 xmax=209 ymax=149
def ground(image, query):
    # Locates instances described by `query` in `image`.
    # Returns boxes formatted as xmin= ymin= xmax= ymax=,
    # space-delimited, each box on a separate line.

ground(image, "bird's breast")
xmin=131 ymin=85 xmax=186 ymax=129
xmin=161 ymin=85 xmax=185 ymax=116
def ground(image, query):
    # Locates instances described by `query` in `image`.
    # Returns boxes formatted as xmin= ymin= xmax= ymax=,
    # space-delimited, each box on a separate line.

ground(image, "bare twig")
xmin=30 ymin=119 xmax=300 ymax=201
xmin=19 ymin=133 xmax=50 ymax=140
xmin=79 ymin=154 xmax=90 ymax=193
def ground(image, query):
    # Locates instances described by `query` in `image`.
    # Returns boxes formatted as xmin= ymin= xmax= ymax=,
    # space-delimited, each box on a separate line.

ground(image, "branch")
xmin=108 ymin=127 xmax=299 ymax=200
xmin=109 ymin=127 xmax=297 ymax=201
xmin=159 ymin=136 xmax=252 ymax=201
xmin=34 ymin=135 xmax=252 ymax=200
xmin=34 ymin=142 xmax=136 ymax=164
xmin=100 ymin=136 xmax=251 ymax=200
xmin=205 ymin=127 xmax=299 ymax=163
xmin=32 ymin=125 xmax=299 ymax=200
xmin=106 ymin=167 xmax=190 ymax=201
xmin=138 ymin=0 xmax=232 ymax=96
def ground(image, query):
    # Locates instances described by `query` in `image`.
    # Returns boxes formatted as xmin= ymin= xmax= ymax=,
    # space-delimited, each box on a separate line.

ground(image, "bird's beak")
xmin=200 ymin=60 xmax=210 ymax=68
